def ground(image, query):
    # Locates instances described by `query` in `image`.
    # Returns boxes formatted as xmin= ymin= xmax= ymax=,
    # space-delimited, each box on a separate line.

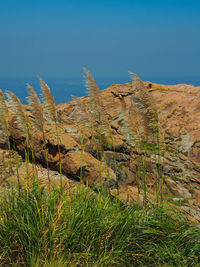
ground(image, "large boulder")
xmin=1 ymin=80 xmax=200 ymax=220
xmin=57 ymin=81 xmax=200 ymax=220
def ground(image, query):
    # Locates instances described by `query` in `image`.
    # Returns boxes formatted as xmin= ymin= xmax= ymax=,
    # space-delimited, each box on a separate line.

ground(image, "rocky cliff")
xmin=1 ymin=80 xmax=200 ymax=221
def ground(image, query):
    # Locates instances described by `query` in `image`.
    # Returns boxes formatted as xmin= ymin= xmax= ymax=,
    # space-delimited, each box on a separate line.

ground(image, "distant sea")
xmin=0 ymin=76 xmax=200 ymax=105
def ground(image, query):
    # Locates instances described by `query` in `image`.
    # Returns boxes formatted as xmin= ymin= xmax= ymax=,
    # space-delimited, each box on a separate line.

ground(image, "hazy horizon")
xmin=1 ymin=74 xmax=200 ymax=104
xmin=0 ymin=0 xmax=200 ymax=80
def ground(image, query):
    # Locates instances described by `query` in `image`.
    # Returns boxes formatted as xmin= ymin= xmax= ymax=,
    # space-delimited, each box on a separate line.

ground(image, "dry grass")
xmin=6 ymin=91 xmax=29 ymax=137
xmin=2 ymin=71 xmax=165 ymax=204
xmin=84 ymin=68 xmax=102 ymax=124
xmin=83 ymin=69 xmax=115 ymax=148
xmin=40 ymin=77 xmax=57 ymax=124
xmin=27 ymin=84 xmax=44 ymax=132
xmin=129 ymin=72 xmax=159 ymax=140
xmin=27 ymin=83 xmax=52 ymax=184
xmin=0 ymin=89 xmax=10 ymax=144
xmin=39 ymin=78 xmax=63 ymax=190
xmin=120 ymin=97 xmax=141 ymax=146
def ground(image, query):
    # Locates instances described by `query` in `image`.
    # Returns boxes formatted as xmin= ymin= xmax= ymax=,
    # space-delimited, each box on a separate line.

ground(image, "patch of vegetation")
xmin=0 ymin=184 xmax=199 ymax=266
xmin=0 ymin=71 xmax=199 ymax=266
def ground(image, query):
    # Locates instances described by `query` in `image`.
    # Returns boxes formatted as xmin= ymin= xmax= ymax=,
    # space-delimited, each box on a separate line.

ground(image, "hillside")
xmin=0 ymin=78 xmax=200 ymax=221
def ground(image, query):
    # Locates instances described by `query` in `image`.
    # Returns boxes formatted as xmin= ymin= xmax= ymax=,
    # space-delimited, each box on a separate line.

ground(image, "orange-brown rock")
xmin=1 ymin=80 xmax=200 ymax=220
xmin=61 ymin=151 xmax=116 ymax=185
xmin=57 ymin=81 xmax=200 ymax=220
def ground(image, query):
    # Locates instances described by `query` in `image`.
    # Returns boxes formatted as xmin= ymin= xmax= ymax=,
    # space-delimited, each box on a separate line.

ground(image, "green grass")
xmin=0 ymin=182 xmax=199 ymax=266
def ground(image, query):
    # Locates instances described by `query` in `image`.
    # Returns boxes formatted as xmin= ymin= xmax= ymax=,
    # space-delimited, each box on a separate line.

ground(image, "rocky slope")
xmin=0 ymin=81 xmax=200 ymax=221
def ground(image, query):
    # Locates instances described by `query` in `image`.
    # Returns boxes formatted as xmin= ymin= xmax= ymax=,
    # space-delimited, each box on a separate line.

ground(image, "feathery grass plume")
xmin=83 ymin=68 xmax=113 ymax=140
xmin=129 ymin=72 xmax=159 ymax=140
xmin=27 ymin=84 xmax=52 ymax=187
xmin=120 ymin=97 xmax=141 ymax=146
xmin=83 ymin=68 xmax=103 ymax=146
xmin=84 ymin=68 xmax=115 ymax=138
xmin=73 ymin=95 xmax=109 ymax=151
xmin=129 ymin=72 xmax=156 ymax=206
xmin=72 ymin=95 xmax=96 ymax=133
xmin=129 ymin=72 xmax=158 ymax=120
xmin=39 ymin=78 xmax=57 ymax=124
xmin=39 ymin=78 xmax=63 ymax=194
xmin=0 ymin=90 xmax=16 ymax=185
xmin=6 ymin=91 xmax=32 ymax=185
xmin=0 ymin=90 xmax=24 ymax=186
xmin=84 ymin=68 xmax=102 ymax=124
xmin=129 ymin=72 xmax=166 ymax=206
xmin=83 ymin=69 xmax=111 ymax=187
xmin=6 ymin=91 xmax=29 ymax=137
xmin=27 ymin=84 xmax=44 ymax=132
xmin=0 ymin=89 xmax=11 ymax=152
xmin=0 ymin=89 xmax=9 ymax=137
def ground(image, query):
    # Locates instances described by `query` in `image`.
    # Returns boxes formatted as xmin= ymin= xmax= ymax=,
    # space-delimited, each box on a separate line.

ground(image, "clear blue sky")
xmin=0 ymin=0 xmax=200 ymax=79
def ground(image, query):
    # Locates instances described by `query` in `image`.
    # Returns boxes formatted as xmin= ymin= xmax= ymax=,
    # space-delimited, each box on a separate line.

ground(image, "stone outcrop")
xmin=1 ymin=81 xmax=200 ymax=221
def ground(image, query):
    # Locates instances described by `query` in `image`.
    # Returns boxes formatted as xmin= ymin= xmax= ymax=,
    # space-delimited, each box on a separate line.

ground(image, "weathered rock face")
xmin=1 ymin=81 xmax=200 ymax=221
